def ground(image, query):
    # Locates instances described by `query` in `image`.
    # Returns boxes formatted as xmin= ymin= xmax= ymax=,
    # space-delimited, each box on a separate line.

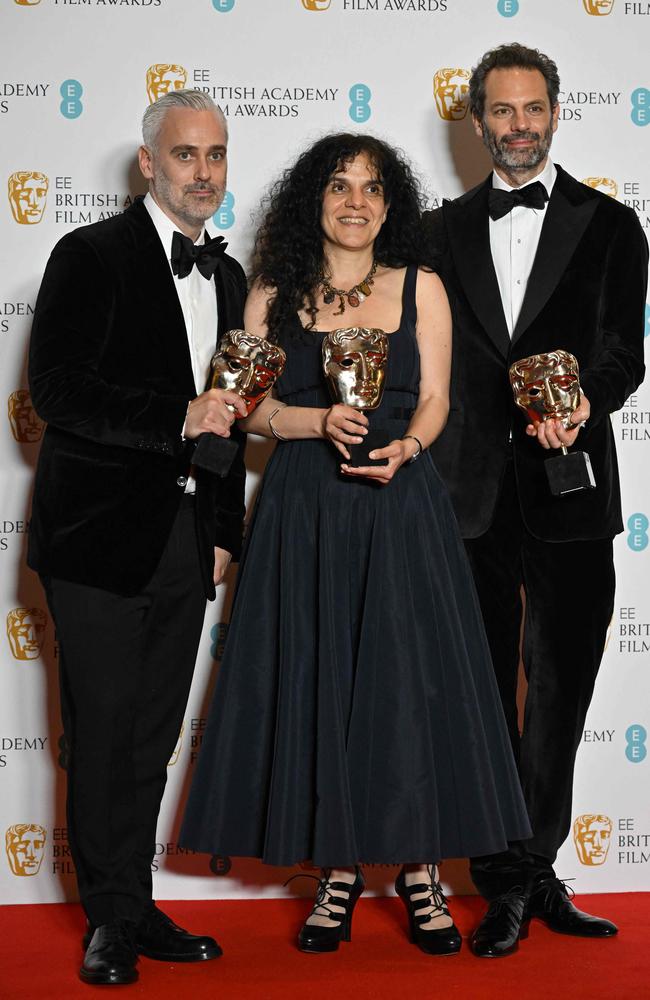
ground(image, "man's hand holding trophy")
xmin=509 ymin=349 xmax=596 ymax=496
xmin=190 ymin=330 xmax=287 ymax=475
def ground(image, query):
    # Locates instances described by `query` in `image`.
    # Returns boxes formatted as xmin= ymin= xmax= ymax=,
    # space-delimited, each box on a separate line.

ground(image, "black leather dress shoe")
xmin=527 ymin=877 xmax=618 ymax=937
xmin=135 ymin=904 xmax=222 ymax=962
xmin=79 ymin=921 xmax=138 ymax=985
xmin=471 ymin=889 xmax=528 ymax=958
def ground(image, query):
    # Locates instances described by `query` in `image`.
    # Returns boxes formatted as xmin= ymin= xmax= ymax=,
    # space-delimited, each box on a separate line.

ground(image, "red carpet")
xmin=2 ymin=894 xmax=648 ymax=999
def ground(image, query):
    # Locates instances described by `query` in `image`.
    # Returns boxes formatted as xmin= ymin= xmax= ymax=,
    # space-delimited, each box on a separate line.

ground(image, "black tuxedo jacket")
xmin=28 ymin=196 xmax=247 ymax=598
xmin=423 ymin=165 xmax=647 ymax=542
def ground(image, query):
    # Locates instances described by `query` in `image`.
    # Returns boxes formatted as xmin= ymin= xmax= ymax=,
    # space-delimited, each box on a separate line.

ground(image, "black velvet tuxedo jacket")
xmin=423 ymin=165 xmax=648 ymax=542
xmin=28 ymin=196 xmax=247 ymax=598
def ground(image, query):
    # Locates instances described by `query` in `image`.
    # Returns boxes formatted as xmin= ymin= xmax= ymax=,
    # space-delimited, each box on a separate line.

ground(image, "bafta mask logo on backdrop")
xmin=433 ymin=69 xmax=471 ymax=121
xmin=146 ymin=64 xmax=188 ymax=105
xmin=14 ymin=1 xmax=42 ymax=5
xmin=168 ymin=723 xmax=184 ymax=767
xmin=8 ymin=171 xmax=49 ymax=225
xmin=6 ymin=824 xmax=47 ymax=876
xmin=8 ymin=390 xmax=45 ymax=443
xmin=573 ymin=814 xmax=613 ymax=866
xmin=302 ymin=0 xmax=332 ymax=9
xmin=6 ymin=608 xmax=48 ymax=661
xmin=582 ymin=177 xmax=618 ymax=199
xmin=583 ymin=0 xmax=615 ymax=14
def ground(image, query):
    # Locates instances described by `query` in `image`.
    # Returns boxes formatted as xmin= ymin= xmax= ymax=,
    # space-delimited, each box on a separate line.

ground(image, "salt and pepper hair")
xmin=142 ymin=89 xmax=228 ymax=151
xmin=469 ymin=42 xmax=560 ymax=121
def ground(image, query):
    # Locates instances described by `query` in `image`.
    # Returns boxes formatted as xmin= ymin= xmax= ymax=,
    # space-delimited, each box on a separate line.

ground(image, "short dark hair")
xmin=469 ymin=43 xmax=560 ymax=120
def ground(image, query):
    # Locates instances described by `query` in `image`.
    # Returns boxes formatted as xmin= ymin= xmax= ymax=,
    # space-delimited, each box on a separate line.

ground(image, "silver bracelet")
xmin=402 ymin=434 xmax=423 ymax=463
xmin=268 ymin=405 xmax=288 ymax=441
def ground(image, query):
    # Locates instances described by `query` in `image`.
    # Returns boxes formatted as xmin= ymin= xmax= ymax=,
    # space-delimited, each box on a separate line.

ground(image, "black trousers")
xmin=42 ymin=499 xmax=207 ymax=926
xmin=465 ymin=460 xmax=615 ymax=897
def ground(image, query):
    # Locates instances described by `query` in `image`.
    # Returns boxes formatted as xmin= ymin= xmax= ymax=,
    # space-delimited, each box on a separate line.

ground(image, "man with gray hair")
xmin=28 ymin=90 xmax=247 ymax=985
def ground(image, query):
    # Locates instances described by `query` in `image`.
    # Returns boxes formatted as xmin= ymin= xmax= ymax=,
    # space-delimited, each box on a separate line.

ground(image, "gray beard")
xmin=482 ymin=123 xmax=553 ymax=174
xmin=154 ymin=170 xmax=223 ymax=229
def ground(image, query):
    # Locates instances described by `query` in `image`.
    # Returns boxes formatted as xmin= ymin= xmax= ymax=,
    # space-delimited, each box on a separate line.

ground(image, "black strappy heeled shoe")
xmin=293 ymin=867 xmax=365 ymax=953
xmin=395 ymin=865 xmax=462 ymax=956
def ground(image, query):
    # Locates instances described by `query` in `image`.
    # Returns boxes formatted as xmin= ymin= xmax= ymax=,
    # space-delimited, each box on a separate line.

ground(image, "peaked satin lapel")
xmin=512 ymin=174 xmax=598 ymax=345
xmin=445 ymin=181 xmax=510 ymax=358
xmin=125 ymin=198 xmax=196 ymax=397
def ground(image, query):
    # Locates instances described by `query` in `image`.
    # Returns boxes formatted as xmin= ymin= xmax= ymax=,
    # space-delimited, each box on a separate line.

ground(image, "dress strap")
xmin=399 ymin=264 xmax=418 ymax=336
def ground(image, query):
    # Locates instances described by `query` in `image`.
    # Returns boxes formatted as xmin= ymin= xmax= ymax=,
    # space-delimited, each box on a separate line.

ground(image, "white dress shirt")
xmin=489 ymin=158 xmax=557 ymax=337
xmin=144 ymin=192 xmax=219 ymax=493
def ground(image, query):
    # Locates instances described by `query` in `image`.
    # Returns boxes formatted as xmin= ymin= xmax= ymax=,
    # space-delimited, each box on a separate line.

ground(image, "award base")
xmin=545 ymin=450 xmax=596 ymax=496
xmin=347 ymin=428 xmax=390 ymax=468
xmin=192 ymin=434 xmax=238 ymax=477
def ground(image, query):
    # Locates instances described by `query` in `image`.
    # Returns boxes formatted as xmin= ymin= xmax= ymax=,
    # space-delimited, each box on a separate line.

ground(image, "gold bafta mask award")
xmin=322 ymin=327 xmax=389 ymax=467
xmin=509 ymin=350 xmax=596 ymax=496
xmin=192 ymin=330 xmax=287 ymax=475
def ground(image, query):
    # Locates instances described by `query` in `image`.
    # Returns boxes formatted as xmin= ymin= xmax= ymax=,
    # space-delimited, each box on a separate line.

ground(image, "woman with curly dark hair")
xmin=181 ymin=133 xmax=530 ymax=955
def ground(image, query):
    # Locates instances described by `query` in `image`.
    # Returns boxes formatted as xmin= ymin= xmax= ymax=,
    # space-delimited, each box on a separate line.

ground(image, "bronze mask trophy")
xmin=193 ymin=330 xmax=287 ymax=475
xmin=509 ymin=349 xmax=596 ymax=496
xmin=322 ymin=327 xmax=389 ymax=467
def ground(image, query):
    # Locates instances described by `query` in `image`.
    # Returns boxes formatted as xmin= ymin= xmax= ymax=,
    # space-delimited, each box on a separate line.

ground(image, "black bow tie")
xmin=170 ymin=230 xmax=228 ymax=280
xmin=488 ymin=181 xmax=549 ymax=221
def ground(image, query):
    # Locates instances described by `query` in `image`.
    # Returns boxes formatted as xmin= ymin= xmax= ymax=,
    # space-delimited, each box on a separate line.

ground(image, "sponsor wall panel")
xmin=1 ymin=0 xmax=648 ymax=903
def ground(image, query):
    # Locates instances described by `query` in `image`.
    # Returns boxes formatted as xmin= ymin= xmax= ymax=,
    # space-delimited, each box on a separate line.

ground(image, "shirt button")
xmin=517 ymin=239 xmax=522 ymax=244
xmin=176 ymin=475 xmax=188 ymax=488
xmin=516 ymin=279 xmax=521 ymax=285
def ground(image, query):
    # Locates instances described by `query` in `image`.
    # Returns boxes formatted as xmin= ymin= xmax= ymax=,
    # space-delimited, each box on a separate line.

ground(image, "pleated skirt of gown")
xmin=181 ymin=415 xmax=531 ymax=866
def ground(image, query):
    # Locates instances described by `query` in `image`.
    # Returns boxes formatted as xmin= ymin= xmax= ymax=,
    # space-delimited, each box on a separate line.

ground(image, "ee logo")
xmin=631 ymin=88 xmax=649 ymax=127
xmin=349 ymin=84 xmax=371 ymax=124
xmin=497 ymin=0 xmax=519 ymax=15
xmin=209 ymin=854 xmax=232 ymax=875
xmin=625 ymin=725 xmax=647 ymax=763
xmin=210 ymin=622 xmax=229 ymax=659
xmin=627 ymin=513 xmax=648 ymax=551
xmin=213 ymin=191 xmax=235 ymax=230
xmin=212 ymin=0 xmax=235 ymax=10
xmin=60 ymin=80 xmax=83 ymax=119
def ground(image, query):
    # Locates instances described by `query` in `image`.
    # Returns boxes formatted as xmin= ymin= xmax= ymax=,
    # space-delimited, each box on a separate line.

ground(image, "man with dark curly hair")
xmin=424 ymin=42 xmax=647 ymax=957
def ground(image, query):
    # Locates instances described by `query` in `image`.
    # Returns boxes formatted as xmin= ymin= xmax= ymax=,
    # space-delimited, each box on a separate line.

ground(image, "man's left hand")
xmin=526 ymin=393 xmax=591 ymax=450
xmin=213 ymin=546 xmax=232 ymax=585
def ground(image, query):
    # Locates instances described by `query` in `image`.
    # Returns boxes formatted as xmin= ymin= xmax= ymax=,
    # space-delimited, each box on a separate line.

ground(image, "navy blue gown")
xmin=181 ymin=267 xmax=531 ymax=866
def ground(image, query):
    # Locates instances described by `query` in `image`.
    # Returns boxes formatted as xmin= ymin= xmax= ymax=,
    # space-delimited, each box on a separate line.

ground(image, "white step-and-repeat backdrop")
xmin=1 ymin=0 xmax=648 ymax=906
